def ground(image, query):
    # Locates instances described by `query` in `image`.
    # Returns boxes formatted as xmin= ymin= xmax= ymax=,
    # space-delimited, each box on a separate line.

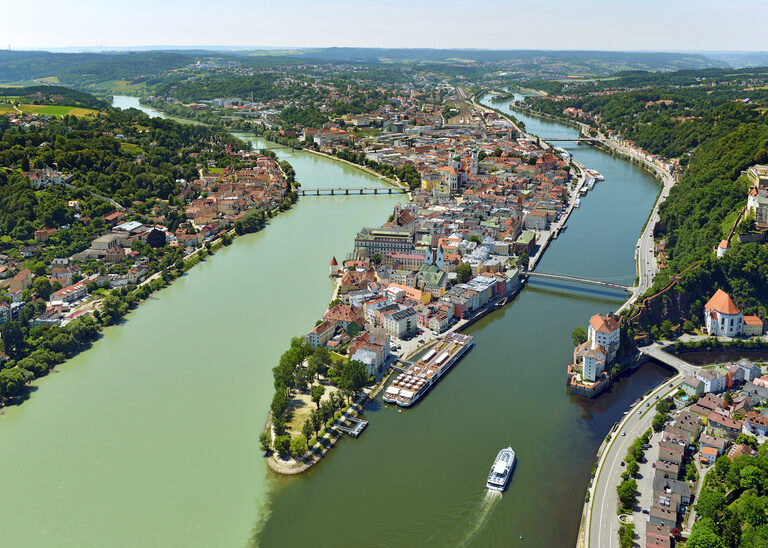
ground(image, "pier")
xmin=336 ymin=416 xmax=368 ymax=438
xmin=298 ymin=187 xmax=408 ymax=196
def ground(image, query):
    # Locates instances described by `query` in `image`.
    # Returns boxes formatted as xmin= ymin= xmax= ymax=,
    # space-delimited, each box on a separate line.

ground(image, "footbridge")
xmin=520 ymin=270 xmax=633 ymax=293
xmin=299 ymin=187 xmax=408 ymax=196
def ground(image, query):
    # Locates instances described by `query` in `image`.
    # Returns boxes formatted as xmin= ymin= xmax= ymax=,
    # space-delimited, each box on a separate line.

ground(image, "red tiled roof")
xmin=705 ymin=289 xmax=740 ymax=315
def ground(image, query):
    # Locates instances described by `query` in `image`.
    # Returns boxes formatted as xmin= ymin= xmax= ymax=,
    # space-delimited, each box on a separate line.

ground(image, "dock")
xmin=336 ymin=416 xmax=368 ymax=438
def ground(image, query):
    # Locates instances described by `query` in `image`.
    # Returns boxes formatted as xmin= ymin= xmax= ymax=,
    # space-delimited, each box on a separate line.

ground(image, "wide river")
xmin=0 ymin=95 xmax=671 ymax=547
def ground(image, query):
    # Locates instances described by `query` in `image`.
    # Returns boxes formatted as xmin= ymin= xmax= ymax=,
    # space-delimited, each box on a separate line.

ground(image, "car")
xmin=655 ymin=395 xmax=659 ymax=400
xmin=646 ymin=402 xmax=650 ymax=407
xmin=621 ymin=431 xmax=626 ymax=436
xmin=652 ymin=463 xmax=656 ymax=468
xmin=620 ymin=461 xmax=625 ymax=467
xmin=642 ymin=509 xmax=649 ymax=515
xmin=638 ymin=410 xmax=642 ymax=415
xmin=669 ymin=383 xmax=673 ymax=387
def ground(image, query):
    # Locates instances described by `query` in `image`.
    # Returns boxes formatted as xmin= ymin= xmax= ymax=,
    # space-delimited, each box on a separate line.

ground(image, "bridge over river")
xmin=520 ymin=270 xmax=634 ymax=293
xmin=299 ymin=187 xmax=408 ymax=196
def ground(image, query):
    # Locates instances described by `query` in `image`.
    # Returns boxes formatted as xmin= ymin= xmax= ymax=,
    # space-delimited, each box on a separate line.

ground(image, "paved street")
xmin=587 ymin=376 xmax=683 ymax=548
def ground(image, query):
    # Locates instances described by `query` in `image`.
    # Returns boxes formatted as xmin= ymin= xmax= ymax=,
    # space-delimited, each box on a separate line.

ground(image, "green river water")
xmin=0 ymin=95 xmax=671 ymax=547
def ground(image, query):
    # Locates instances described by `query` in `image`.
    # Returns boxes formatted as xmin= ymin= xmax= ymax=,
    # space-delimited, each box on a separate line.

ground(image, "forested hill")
xmin=1 ymin=85 xmax=108 ymax=109
xmin=0 ymin=109 xmax=246 ymax=238
xmin=0 ymin=50 xmax=193 ymax=85
xmin=521 ymin=68 xmax=768 ymax=332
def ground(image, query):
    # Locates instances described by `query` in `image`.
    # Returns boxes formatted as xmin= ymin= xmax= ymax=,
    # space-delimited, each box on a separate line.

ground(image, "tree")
xmin=32 ymin=276 xmax=52 ymax=300
xmin=618 ymin=522 xmax=634 ymax=548
xmin=740 ymin=465 xmax=765 ymax=492
xmin=290 ymin=435 xmax=307 ymax=458
xmin=258 ymin=431 xmax=271 ymax=453
xmin=0 ymin=367 xmax=27 ymax=398
xmin=737 ymin=433 xmax=758 ymax=450
xmin=340 ymin=360 xmax=367 ymax=402
xmin=652 ymin=413 xmax=668 ymax=432
xmin=455 ymin=263 xmax=472 ymax=283
xmin=301 ymin=419 xmax=314 ymax=446
xmin=695 ymin=489 xmax=727 ymax=521
xmin=655 ymin=398 xmax=673 ymax=414
xmin=518 ymin=249 xmax=530 ymax=269
xmin=100 ymin=294 xmax=126 ymax=326
xmin=310 ymin=384 xmax=325 ymax=408
xmin=627 ymin=460 xmax=639 ymax=478
xmin=273 ymin=435 xmax=290 ymax=456
xmin=687 ymin=521 xmax=724 ymax=548
xmin=0 ymin=321 xmax=25 ymax=359
xmin=572 ymin=326 xmax=588 ymax=347
xmin=616 ymin=479 xmax=637 ymax=510
xmin=310 ymin=408 xmax=322 ymax=434
xmin=715 ymin=455 xmax=731 ymax=479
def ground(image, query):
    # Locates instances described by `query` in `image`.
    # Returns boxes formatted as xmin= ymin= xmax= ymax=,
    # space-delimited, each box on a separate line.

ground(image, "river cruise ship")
xmin=383 ymin=333 xmax=474 ymax=407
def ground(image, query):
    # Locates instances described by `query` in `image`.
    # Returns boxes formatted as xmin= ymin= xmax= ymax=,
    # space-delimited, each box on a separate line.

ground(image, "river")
xmin=253 ymin=95 xmax=671 ymax=547
xmin=0 ymin=95 xmax=670 ymax=547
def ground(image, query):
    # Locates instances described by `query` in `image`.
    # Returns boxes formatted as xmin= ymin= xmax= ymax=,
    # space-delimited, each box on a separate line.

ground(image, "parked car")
xmin=642 ymin=509 xmax=649 ymax=515
xmin=655 ymin=395 xmax=659 ymax=399
xmin=652 ymin=463 xmax=656 ymax=468
xmin=620 ymin=461 xmax=625 ymax=467
xmin=646 ymin=402 xmax=650 ymax=407
xmin=622 ymin=431 xmax=626 ymax=436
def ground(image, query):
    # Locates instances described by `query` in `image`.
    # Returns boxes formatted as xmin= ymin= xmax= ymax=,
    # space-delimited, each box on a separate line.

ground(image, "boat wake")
xmin=457 ymin=490 xmax=501 ymax=547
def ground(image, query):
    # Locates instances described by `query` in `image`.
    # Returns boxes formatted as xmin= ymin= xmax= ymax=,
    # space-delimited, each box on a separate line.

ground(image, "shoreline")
xmin=301 ymin=148 xmax=406 ymax=189
xmin=0 ymin=141 xmax=297 ymax=412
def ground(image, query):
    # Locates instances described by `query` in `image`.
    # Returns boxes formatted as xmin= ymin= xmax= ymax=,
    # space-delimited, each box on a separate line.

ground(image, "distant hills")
xmin=0 ymin=47 xmax=764 ymax=86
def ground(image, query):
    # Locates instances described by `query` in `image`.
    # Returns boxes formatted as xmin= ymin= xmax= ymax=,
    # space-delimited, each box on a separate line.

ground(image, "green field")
xmin=16 ymin=104 xmax=102 ymax=118
xmin=120 ymin=142 xmax=145 ymax=155
xmin=93 ymin=79 xmax=147 ymax=92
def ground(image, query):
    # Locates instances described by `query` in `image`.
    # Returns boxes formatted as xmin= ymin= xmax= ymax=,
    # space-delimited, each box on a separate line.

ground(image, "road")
xmin=587 ymin=375 xmax=683 ymax=548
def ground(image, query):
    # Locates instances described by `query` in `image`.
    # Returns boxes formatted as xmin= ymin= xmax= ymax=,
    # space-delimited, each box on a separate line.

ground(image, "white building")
xmin=704 ymin=290 xmax=743 ymax=337
xmin=588 ymin=313 xmax=621 ymax=361
xmin=580 ymin=347 xmax=607 ymax=383
xmin=384 ymin=308 xmax=417 ymax=339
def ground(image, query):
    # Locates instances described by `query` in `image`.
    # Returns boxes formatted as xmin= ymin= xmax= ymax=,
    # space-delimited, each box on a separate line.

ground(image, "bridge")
xmin=299 ymin=187 xmax=408 ymax=196
xmin=521 ymin=270 xmax=633 ymax=293
xmin=542 ymin=138 xmax=599 ymax=142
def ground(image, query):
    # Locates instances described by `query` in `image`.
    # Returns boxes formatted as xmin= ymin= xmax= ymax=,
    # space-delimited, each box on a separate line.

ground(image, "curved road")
xmin=587 ymin=374 xmax=683 ymax=548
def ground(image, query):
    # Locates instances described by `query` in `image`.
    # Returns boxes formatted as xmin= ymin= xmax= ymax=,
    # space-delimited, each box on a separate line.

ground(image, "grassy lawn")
xmin=286 ymin=380 xmax=340 ymax=438
xmin=204 ymin=167 xmax=224 ymax=175
xmin=120 ymin=142 xmax=145 ymax=155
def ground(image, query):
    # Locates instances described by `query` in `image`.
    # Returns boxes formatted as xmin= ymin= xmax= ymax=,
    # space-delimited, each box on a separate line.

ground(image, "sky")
xmin=2 ymin=0 xmax=766 ymax=52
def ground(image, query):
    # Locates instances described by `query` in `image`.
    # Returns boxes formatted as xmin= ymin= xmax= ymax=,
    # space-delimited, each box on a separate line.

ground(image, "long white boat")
xmin=487 ymin=447 xmax=516 ymax=492
xmin=574 ymin=198 xmax=581 ymax=208
xmin=383 ymin=333 xmax=474 ymax=407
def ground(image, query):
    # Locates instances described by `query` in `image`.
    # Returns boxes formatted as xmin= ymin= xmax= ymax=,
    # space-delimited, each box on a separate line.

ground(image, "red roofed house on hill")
xmin=703 ymin=289 xmax=761 ymax=337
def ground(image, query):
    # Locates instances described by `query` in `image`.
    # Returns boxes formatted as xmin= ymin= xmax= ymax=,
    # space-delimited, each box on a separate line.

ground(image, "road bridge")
xmin=299 ymin=187 xmax=408 ymax=196
xmin=521 ymin=270 xmax=633 ymax=293
xmin=542 ymin=138 xmax=599 ymax=142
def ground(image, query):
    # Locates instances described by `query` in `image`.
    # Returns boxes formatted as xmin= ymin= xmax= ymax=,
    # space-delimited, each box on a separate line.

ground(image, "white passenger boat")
xmin=487 ymin=447 xmax=516 ymax=492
